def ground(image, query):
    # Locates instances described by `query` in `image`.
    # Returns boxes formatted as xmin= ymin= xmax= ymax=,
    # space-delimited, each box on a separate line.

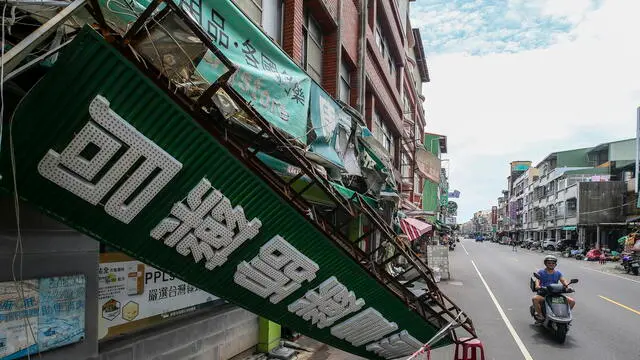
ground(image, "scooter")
xmin=622 ymin=254 xmax=633 ymax=273
xmin=529 ymin=272 xmax=578 ymax=343
xmin=448 ymin=239 xmax=456 ymax=251
xmin=629 ymin=255 xmax=640 ymax=276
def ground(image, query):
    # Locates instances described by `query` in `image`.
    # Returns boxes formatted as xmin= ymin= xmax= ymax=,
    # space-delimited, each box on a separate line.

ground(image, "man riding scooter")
xmin=532 ymin=255 xmax=575 ymax=322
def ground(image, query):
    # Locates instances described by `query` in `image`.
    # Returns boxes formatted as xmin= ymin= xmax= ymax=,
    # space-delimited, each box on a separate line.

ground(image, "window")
xmin=414 ymin=174 xmax=421 ymax=193
xmin=262 ymin=0 xmax=283 ymax=44
xmin=373 ymin=111 xmax=384 ymax=144
xmin=235 ymin=0 xmax=282 ymax=44
xmin=373 ymin=110 xmax=395 ymax=161
xmin=339 ymin=61 xmax=351 ymax=104
xmin=235 ymin=0 xmax=262 ymax=24
xmin=401 ymin=153 xmax=410 ymax=178
xmin=302 ymin=13 xmax=323 ymax=83
xmin=375 ymin=28 xmax=385 ymax=57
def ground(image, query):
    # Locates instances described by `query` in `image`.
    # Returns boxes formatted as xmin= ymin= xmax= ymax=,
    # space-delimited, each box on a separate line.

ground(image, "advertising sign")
xmin=98 ymin=253 xmax=220 ymax=339
xmin=0 ymin=275 xmax=85 ymax=360
xmin=491 ymin=206 xmax=497 ymax=225
xmin=510 ymin=161 xmax=531 ymax=173
xmin=0 ymin=28 xmax=448 ymax=359
xmin=415 ymin=148 xmax=441 ymax=184
xmin=446 ymin=201 xmax=458 ymax=216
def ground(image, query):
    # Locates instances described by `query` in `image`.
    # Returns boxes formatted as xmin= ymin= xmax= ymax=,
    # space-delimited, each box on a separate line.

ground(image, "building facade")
xmin=497 ymin=140 xmax=638 ymax=250
xmin=0 ymin=1 xmax=440 ymax=360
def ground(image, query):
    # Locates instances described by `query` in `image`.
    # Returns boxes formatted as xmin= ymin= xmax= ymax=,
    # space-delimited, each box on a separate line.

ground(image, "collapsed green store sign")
xmin=0 ymin=28 xmax=442 ymax=359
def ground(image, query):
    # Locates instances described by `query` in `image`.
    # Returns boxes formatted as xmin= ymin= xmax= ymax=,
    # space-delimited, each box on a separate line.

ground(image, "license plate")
xmin=551 ymin=297 xmax=565 ymax=304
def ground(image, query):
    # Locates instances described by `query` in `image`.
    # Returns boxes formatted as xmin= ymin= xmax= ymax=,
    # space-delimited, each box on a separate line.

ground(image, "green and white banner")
xmin=99 ymin=0 xmax=311 ymax=142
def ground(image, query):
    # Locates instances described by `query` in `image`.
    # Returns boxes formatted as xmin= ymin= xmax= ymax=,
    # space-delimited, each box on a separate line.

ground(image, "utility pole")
xmin=636 ymin=106 xmax=640 ymax=196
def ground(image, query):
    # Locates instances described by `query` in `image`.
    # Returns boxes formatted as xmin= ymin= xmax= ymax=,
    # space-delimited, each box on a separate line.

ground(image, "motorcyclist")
xmin=532 ymin=255 xmax=575 ymax=322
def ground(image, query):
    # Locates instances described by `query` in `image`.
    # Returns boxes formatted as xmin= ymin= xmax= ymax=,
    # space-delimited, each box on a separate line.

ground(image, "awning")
xmin=400 ymin=218 xmax=432 ymax=241
xmin=562 ymin=226 xmax=577 ymax=231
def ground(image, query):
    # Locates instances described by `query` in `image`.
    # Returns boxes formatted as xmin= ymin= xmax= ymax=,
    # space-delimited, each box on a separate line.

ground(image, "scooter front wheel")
xmin=555 ymin=323 xmax=568 ymax=343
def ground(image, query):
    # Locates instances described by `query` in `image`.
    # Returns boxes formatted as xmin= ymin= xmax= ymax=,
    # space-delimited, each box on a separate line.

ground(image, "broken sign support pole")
xmin=1 ymin=0 xmax=87 ymax=77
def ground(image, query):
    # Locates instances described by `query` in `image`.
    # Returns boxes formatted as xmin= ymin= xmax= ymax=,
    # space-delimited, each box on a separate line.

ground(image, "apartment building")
xmin=502 ymin=140 xmax=637 ymax=250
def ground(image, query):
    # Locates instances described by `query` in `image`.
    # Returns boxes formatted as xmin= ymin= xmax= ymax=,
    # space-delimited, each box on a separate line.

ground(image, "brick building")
xmin=0 ymin=1 xmax=433 ymax=360
xmin=233 ymin=0 xmax=430 ymax=211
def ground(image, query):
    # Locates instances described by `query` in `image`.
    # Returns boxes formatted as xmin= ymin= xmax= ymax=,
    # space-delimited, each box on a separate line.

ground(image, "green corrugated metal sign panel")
xmin=424 ymin=134 xmax=441 ymax=156
xmin=0 ymin=28 xmax=444 ymax=359
xmin=422 ymin=179 xmax=439 ymax=213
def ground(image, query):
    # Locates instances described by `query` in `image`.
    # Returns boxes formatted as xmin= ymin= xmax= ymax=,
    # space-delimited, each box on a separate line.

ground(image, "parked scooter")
xmin=622 ymin=253 xmax=640 ymax=275
xmin=529 ymin=272 xmax=578 ymax=343
xmin=448 ymin=238 xmax=456 ymax=251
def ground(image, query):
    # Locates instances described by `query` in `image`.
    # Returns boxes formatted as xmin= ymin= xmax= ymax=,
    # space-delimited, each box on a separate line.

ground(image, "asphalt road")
xmin=432 ymin=238 xmax=640 ymax=360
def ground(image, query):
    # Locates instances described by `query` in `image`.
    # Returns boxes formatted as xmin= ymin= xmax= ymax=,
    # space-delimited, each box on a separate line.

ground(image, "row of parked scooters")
xmin=490 ymin=235 xmax=640 ymax=275
xmin=490 ymin=236 xmax=576 ymax=252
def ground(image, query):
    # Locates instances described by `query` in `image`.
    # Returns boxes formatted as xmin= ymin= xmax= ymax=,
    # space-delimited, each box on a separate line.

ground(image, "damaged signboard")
xmin=0 ymin=28 xmax=450 ymax=359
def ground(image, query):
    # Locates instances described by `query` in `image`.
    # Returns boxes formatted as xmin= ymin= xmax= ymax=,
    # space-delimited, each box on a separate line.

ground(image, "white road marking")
xmin=461 ymin=243 xmax=470 ymax=256
xmin=471 ymin=260 xmax=534 ymax=360
xmin=581 ymin=266 xmax=640 ymax=285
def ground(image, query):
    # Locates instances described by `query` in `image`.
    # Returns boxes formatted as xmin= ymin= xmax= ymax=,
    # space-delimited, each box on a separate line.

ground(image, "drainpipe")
xmin=358 ymin=0 xmax=367 ymax=115
xmin=336 ymin=0 xmax=343 ymax=99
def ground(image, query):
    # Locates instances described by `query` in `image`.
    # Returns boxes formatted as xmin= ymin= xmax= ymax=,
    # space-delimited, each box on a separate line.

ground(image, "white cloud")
xmin=419 ymin=0 xmax=640 ymax=221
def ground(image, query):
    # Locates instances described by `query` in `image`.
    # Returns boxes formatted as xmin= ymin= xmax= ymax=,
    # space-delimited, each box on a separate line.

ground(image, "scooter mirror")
xmin=569 ymin=278 xmax=579 ymax=284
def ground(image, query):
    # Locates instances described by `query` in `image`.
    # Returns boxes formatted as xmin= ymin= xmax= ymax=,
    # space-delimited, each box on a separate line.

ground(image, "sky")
xmin=410 ymin=0 xmax=640 ymax=222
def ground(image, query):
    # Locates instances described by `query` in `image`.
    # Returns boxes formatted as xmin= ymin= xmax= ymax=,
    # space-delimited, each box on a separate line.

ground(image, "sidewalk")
xmin=236 ymin=336 xmax=457 ymax=360
xmin=294 ymin=336 xmax=454 ymax=360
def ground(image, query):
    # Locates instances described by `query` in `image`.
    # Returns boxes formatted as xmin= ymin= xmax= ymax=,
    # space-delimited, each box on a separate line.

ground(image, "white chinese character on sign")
xmin=151 ymin=178 xmax=262 ymax=270
xmin=288 ymin=276 xmax=364 ymax=328
xmin=330 ymin=308 xmax=398 ymax=347
xmin=234 ymin=236 xmax=319 ymax=304
xmin=38 ymin=95 xmax=182 ymax=224
xmin=365 ymin=330 xmax=423 ymax=359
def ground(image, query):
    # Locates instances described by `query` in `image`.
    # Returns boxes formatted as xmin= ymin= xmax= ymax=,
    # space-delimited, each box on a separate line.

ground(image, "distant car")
xmin=475 ymin=235 xmax=484 ymax=242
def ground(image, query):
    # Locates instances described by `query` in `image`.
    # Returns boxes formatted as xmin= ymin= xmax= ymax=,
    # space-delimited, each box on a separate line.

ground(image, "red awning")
xmin=400 ymin=218 xmax=433 ymax=241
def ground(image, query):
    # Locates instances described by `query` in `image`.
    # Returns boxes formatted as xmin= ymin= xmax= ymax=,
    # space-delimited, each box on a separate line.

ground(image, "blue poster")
xmin=0 ymin=275 xmax=85 ymax=360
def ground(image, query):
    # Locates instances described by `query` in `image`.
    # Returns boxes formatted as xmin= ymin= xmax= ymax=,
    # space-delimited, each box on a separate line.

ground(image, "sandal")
xmin=534 ymin=314 xmax=545 ymax=323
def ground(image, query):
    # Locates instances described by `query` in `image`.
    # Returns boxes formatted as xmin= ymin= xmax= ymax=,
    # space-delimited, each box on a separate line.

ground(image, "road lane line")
xmin=470 ymin=260 xmax=534 ymax=360
xmin=581 ymin=266 xmax=640 ymax=285
xmin=461 ymin=243 xmax=470 ymax=256
xmin=598 ymin=295 xmax=640 ymax=316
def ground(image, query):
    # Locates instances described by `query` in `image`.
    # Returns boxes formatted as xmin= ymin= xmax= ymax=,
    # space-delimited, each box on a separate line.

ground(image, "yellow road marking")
xmin=598 ymin=295 xmax=640 ymax=316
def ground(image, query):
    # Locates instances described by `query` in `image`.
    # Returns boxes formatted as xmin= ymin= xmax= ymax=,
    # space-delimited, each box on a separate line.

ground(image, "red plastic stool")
xmin=454 ymin=337 xmax=485 ymax=360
